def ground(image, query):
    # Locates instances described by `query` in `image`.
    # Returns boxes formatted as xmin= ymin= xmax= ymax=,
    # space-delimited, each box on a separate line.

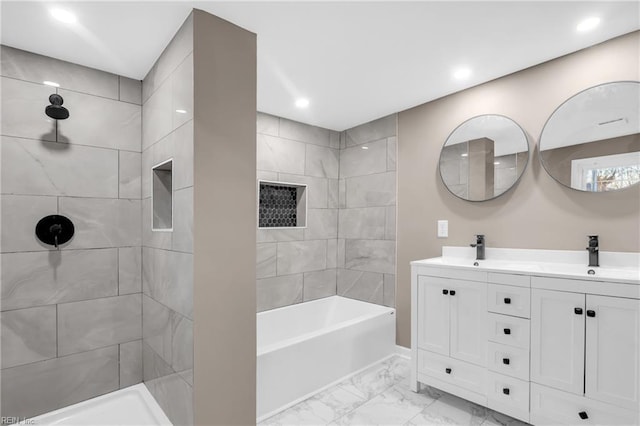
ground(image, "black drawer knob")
xmin=578 ymin=411 xmax=588 ymax=420
xmin=587 ymin=310 xmax=596 ymax=317
xmin=442 ymin=289 xmax=448 ymax=295
xmin=504 ymin=297 xmax=511 ymax=304
xmin=503 ymin=328 xmax=511 ymax=335
xmin=450 ymin=290 xmax=456 ymax=296
xmin=574 ymin=307 xmax=583 ymax=315
xmin=445 ymin=368 xmax=452 ymax=374
xmin=503 ymin=388 xmax=510 ymax=395
xmin=502 ymin=358 xmax=510 ymax=365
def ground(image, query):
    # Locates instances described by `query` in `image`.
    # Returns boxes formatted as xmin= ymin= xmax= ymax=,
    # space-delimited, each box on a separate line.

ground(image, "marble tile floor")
xmin=260 ymin=356 xmax=530 ymax=426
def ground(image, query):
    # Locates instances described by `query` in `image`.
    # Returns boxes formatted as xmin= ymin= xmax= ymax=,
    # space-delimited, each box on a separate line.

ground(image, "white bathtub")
xmin=29 ymin=384 xmax=172 ymax=425
xmin=256 ymin=295 xmax=396 ymax=420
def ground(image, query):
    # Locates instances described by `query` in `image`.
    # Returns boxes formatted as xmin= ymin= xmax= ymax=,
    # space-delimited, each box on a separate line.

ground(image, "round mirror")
xmin=540 ymin=81 xmax=640 ymax=192
xmin=439 ymin=115 xmax=529 ymax=201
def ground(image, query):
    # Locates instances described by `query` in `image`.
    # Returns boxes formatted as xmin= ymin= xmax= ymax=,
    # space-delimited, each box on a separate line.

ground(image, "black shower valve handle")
xmin=49 ymin=223 xmax=62 ymax=249
xmin=36 ymin=215 xmax=74 ymax=249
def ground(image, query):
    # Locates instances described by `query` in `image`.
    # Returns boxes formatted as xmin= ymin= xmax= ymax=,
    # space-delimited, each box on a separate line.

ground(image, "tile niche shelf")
xmin=152 ymin=159 xmax=173 ymax=231
xmin=258 ymin=180 xmax=307 ymax=229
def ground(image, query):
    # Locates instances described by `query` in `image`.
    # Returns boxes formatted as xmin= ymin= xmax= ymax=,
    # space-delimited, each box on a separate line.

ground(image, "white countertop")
xmin=411 ymin=247 xmax=640 ymax=285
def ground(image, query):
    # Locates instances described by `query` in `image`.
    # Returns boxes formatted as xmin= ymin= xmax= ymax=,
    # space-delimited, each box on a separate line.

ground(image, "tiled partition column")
xmin=141 ymin=13 xmax=194 ymax=426
xmin=0 ymin=46 xmax=143 ymax=419
xmin=337 ymin=114 xmax=397 ymax=307
xmin=256 ymin=113 xmax=341 ymax=311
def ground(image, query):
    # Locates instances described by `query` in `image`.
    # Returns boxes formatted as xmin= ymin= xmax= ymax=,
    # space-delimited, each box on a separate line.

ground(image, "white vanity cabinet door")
xmin=450 ymin=280 xmax=487 ymax=367
xmin=417 ymin=276 xmax=450 ymax=356
xmin=531 ymin=289 xmax=585 ymax=395
xmin=585 ymin=295 xmax=640 ymax=411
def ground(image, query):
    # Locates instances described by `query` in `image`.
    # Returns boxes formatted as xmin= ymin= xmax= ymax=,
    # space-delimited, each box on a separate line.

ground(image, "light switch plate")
xmin=437 ymin=220 xmax=448 ymax=238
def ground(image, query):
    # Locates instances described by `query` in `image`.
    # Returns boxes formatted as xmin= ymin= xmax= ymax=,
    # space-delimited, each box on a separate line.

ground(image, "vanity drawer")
xmin=488 ymin=284 xmax=530 ymax=318
xmin=417 ymin=349 xmax=486 ymax=396
xmin=530 ymin=383 xmax=639 ymax=426
xmin=487 ymin=342 xmax=529 ymax=381
xmin=487 ymin=372 xmax=530 ymax=423
xmin=487 ymin=313 xmax=530 ymax=349
xmin=488 ymin=273 xmax=530 ymax=288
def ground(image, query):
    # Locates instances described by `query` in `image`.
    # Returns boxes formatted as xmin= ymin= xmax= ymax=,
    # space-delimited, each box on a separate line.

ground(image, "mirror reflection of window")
xmin=571 ymin=152 xmax=640 ymax=192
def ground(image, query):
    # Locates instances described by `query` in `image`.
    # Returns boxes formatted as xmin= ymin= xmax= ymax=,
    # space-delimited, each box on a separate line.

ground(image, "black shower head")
xmin=45 ymin=94 xmax=69 ymax=120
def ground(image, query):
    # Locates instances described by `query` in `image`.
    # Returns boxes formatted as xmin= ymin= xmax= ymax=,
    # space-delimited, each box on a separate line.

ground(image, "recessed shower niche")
xmin=258 ymin=180 xmax=307 ymax=228
xmin=152 ymin=159 xmax=173 ymax=231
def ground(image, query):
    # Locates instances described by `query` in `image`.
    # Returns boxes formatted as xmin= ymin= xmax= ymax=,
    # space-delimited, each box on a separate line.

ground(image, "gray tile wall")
xmin=256 ymin=113 xmax=397 ymax=311
xmin=0 ymin=45 xmax=143 ymax=419
xmin=141 ymin=13 xmax=194 ymax=426
xmin=256 ymin=113 xmax=340 ymax=311
xmin=338 ymin=114 xmax=397 ymax=307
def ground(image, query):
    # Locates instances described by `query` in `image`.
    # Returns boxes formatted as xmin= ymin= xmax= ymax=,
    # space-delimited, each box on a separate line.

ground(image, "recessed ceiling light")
xmin=295 ymin=98 xmax=310 ymax=108
xmin=361 ymin=146 xmax=369 ymax=150
xmin=175 ymin=109 xmax=187 ymax=114
xmin=50 ymin=8 xmax=77 ymax=24
xmin=43 ymin=81 xmax=60 ymax=87
xmin=576 ymin=17 xmax=600 ymax=32
xmin=453 ymin=67 xmax=472 ymax=80
xmin=494 ymin=161 xmax=501 ymax=165
xmin=461 ymin=153 xmax=468 ymax=157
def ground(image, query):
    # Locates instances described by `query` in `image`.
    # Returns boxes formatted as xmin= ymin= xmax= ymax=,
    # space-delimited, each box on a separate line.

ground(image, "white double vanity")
xmin=411 ymin=247 xmax=640 ymax=425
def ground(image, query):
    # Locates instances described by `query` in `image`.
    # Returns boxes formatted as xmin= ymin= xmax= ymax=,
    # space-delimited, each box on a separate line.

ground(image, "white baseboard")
xmin=395 ymin=345 xmax=411 ymax=359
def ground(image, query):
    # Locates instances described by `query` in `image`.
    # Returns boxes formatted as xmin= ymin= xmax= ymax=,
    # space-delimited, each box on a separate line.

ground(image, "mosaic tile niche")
xmin=258 ymin=181 xmax=307 ymax=228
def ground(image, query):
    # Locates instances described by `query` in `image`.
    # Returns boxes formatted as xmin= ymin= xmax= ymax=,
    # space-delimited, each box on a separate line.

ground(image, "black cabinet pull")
xmin=442 ymin=289 xmax=449 ymax=295
xmin=450 ymin=290 xmax=456 ymax=296
xmin=503 ymin=328 xmax=511 ymax=335
xmin=502 ymin=358 xmax=510 ymax=365
xmin=587 ymin=310 xmax=596 ymax=317
xmin=578 ymin=411 xmax=588 ymax=420
xmin=504 ymin=297 xmax=511 ymax=304
xmin=445 ymin=368 xmax=452 ymax=374
xmin=574 ymin=307 xmax=583 ymax=315
xmin=502 ymin=388 xmax=510 ymax=395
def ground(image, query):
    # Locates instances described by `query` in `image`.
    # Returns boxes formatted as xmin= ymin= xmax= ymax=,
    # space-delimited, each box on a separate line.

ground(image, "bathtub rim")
xmin=257 ymin=295 xmax=395 ymax=356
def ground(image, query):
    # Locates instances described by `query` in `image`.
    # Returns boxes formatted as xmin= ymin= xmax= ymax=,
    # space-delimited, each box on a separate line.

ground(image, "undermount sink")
xmin=413 ymin=246 xmax=640 ymax=285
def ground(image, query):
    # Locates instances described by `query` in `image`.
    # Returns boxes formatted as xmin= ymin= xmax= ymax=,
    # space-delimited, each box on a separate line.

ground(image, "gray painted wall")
xmin=397 ymin=31 xmax=640 ymax=348
xmin=0 ymin=45 xmax=143 ymax=419
xmin=192 ymin=9 xmax=257 ymax=425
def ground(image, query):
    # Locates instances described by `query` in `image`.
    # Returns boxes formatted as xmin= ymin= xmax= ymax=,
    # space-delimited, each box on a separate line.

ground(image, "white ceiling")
xmin=1 ymin=1 xmax=638 ymax=130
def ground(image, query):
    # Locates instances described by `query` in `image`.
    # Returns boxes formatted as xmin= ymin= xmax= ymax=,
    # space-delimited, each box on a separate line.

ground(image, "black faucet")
xmin=470 ymin=235 xmax=485 ymax=260
xmin=586 ymin=235 xmax=599 ymax=267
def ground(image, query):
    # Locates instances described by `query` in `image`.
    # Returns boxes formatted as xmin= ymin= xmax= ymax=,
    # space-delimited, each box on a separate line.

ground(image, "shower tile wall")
xmin=256 ymin=113 xmax=340 ymax=311
xmin=338 ymin=114 xmax=397 ymax=307
xmin=141 ymin=13 xmax=194 ymax=426
xmin=0 ymin=46 xmax=143 ymax=419
xmin=256 ymin=113 xmax=397 ymax=311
